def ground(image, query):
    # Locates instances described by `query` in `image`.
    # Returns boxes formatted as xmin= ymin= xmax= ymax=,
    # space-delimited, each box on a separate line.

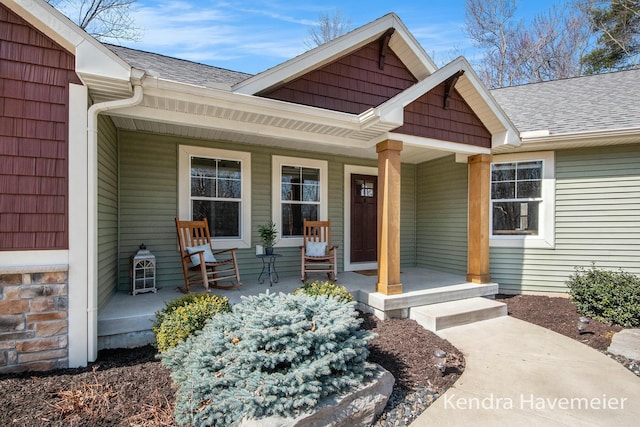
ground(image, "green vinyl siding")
xmin=116 ymin=130 xmax=386 ymax=290
xmin=118 ymin=132 xmax=179 ymax=291
xmin=491 ymin=145 xmax=640 ymax=293
xmin=415 ymin=155 xmax=468 ymax=275
xmin=97 ymin=116 xmax=119 ymax=309
xmin=328 ymin=160 xmax=345 ymax=267
xmin=401 ymin=164 xmax=417 ymax=267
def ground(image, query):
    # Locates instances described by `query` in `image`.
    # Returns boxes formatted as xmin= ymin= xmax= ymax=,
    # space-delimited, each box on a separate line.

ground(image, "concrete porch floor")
xmin=97 ymin=268 xmax=498 ymax=350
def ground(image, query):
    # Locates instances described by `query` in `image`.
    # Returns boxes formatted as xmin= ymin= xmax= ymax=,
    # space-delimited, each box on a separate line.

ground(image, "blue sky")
xmin=117 ymin=0 xmax=562 ymax=75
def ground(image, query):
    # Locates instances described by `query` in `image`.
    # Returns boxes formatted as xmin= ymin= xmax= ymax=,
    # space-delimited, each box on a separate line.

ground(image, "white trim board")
xmin=343 ymin=165 xmax=378 ymax=272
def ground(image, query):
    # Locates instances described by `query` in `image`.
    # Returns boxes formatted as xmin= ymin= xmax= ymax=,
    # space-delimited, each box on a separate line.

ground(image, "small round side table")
xmin=256 ymin=253 xmax=281 ymax=286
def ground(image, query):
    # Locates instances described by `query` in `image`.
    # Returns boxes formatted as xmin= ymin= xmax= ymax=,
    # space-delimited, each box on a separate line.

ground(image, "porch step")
xmin=409 ymin=297 xmax=507 ymax=332
xmin=361 ymin=281 xmax=499 ymax=314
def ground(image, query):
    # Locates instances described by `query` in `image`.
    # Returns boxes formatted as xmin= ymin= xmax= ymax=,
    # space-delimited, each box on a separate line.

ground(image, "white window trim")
xmin=178 ymin=145 xmax=251 ymax=249
xmin=272 ymin=155 xmax=328 ymax=248
xmin=490 ymin=151 xmax=555 ymax=249
xmin=343 ymin=165 xmax=378 ymax=271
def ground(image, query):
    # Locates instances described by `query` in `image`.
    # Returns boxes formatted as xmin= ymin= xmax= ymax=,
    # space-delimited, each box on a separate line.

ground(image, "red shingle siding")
xmin=393 ymin=82 xmax=491 ymax=148
xmin=260 ymin=41 xmax=418 ymax=114
xmin=0 ymin=4 xmax=81 ymax=250
xmin=260 ymin=41 xmax=489 ymax=148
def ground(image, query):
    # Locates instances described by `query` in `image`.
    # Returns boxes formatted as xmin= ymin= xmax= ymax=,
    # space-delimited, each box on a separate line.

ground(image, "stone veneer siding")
xmin=0 ymin=266 xmax=69 ymax=373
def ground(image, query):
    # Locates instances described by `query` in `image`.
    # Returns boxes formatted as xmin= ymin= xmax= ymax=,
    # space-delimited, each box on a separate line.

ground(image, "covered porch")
xmin=90 ymin=16 xmax=519 ymax=362
xmin=97 ymin=268 xmax=499 ymax=350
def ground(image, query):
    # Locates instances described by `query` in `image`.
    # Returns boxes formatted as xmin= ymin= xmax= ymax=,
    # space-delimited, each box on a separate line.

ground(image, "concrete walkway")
xmin=412 ymin=316 xmax=640 ymax=426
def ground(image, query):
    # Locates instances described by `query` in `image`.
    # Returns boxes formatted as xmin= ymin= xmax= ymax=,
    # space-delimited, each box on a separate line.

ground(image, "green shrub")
xmin=294 ymin=280 xmax=355 ymax=303
xmin=153 ymin=293 xmax=231 ymax=353
xmin=161 ymin=292 xmax=375 ymax=426
xmin=567 ymin=264 xmax=640 ymax=327
xmin=153 ymin=293 xmax=212 ymax=330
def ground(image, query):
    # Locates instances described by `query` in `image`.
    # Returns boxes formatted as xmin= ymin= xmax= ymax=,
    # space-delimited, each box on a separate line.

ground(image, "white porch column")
xmin=68 ymin=83 xmax=89 ymax=367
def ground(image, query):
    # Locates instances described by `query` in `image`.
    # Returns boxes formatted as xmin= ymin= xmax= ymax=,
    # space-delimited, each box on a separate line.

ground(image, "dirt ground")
xmin=0 ymin=295 xmax=624 ymax=426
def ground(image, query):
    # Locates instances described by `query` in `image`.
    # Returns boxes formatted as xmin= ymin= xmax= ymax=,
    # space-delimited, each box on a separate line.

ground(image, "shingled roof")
xmin=106 ymin=44 xmax=252 ymax=87
xmin=106 ymin=43 xmax=639 ymax=137
xmin=491 ymin=68 xmax=640 ymax=135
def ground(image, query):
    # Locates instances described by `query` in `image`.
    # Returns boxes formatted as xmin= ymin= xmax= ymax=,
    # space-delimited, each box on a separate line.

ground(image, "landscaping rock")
xmin=240 ymin=364 xmax=394 ymax=427
xmin=607 ymin=329 xmax=640 ymax=361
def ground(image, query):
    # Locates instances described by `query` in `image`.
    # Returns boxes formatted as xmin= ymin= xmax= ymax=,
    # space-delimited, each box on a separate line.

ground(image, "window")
xmin=179 ymin=146 xmax=251 ymax=249
xmin=490 ymin=152 xmax=555 ymax=248
xmin=491 ymin=161 xmax=542 ymax=235
xmin=272 ymin=156 xmax=328 ymax=247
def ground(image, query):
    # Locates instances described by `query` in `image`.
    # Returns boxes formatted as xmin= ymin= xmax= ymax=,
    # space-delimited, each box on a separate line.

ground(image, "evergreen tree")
xmin=161 ymin=292 xmax=376 ymax=426
xmin=582 ymin=0 xmax=640 ymax=73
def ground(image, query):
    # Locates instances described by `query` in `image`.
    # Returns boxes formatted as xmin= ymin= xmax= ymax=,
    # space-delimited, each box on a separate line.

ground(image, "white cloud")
xmin=115 ymin=0 xmax=481 ymax=73
xmin=120 ymin=0 xmax=313 ymax=72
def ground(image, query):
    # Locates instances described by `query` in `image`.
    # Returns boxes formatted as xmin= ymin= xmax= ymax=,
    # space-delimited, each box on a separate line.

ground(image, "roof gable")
xmin=393 ymin=82 xmax=492 ymax=148
xmin=233 ymin=13 xmax=436 ymax=95
xmin=5 ymin=0 xmax=135 ymax=99
xmin=377 ymin=57 xmax=520 ymax=149
xmin=258 ymin=39 xmax=418 ymax=114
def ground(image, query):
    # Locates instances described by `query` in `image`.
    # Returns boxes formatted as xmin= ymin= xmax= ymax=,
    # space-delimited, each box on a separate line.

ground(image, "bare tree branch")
xmin=464 ymin=0 xmax=522 ymax=88
xmin=305 ymin=9 xmax=352 ymax=49
xmin=465 ymin=0 xmax=591 ymax=87
xmin=46 ymin=0 xmax=141 ymax=42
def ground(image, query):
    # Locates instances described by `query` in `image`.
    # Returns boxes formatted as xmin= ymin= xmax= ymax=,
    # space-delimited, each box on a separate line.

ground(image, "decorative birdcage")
xmin=130 ymin=243 xmax=157 ymax=295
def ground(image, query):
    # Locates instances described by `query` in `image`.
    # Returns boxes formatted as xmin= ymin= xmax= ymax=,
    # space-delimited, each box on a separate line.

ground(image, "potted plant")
xmin=258 ymin=221 xmax=278 ymax=255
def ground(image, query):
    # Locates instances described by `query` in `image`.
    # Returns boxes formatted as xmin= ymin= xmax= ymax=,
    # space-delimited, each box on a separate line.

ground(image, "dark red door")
xmin=351 ymin=174 xmax=377 ymax=263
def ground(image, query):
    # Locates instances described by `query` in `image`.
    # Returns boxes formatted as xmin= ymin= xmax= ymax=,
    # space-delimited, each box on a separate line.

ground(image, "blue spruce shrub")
xmin=161 ymin=291 xmax=376 ymax=426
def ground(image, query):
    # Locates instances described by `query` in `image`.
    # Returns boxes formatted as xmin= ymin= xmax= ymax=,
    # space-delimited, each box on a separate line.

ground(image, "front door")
xmin=350 ymin=174 xmax=377 ymax=263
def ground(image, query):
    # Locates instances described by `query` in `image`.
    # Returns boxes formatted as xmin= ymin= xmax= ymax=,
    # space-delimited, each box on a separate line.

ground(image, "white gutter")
xmin=521 ymin=127 xmax=640 ymax=144
xmin=86 ymin=81 xmax=144 ymax=362
xmin=492 ymin=126 xmax=640 ymax=154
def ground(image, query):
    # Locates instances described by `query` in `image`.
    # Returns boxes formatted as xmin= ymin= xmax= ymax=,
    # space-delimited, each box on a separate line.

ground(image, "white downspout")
xmin=86 ymin=82 xmax=144 ymax=362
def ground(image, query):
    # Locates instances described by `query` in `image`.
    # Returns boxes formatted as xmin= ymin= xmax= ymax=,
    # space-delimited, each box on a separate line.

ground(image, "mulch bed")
xmin=0 ymin=295 xmax=630 ymax=426
xmin=495 ymin=294 xmax=623 ymax=351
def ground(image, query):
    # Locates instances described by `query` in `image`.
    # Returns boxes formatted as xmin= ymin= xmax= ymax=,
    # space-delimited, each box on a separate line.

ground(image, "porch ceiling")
xmin=105 ymin=80 xmax=458 ymax=164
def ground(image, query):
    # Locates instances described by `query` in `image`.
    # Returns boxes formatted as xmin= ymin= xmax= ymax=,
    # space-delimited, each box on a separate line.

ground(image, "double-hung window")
xmin=272 ymin=156 xmax=328 ymax=246
xmin=491 ymin=161 xmax=542 ymax=235
xmin=490 ymin=152 xmax=555 ymax=248
xmin=179 ymin=146 xmax=251 ymax=249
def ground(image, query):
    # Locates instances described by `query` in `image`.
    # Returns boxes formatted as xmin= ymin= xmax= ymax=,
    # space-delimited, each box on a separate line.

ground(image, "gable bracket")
xmin=378 ymin=28 xmax=396 ymax=70
xmin=444 ymin=70 xmax=465 ymax=109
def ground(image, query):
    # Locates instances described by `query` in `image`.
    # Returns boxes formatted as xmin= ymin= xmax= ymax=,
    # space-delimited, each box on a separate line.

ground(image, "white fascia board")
xmin=520 ymin=130 xmax=551 ymax=138
xmin=110 ymin=104 xmax=373 ymax=149
xmin=233 ymin=13 xmax=436 ymax=95
xmin=7 ymin=0 xmax=131 ymax=83
xmin=517 ymin=127 xmax=640 ymax=150
xmin=143 ymin=79 xmax=369 ymax=130
xmin=373 ymin=58 xmax=468 ymax=123
xmin=387 ymin=16 xmax=437 ymax=78
xmin=389 ymin=132 xmax=492 ymax=155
